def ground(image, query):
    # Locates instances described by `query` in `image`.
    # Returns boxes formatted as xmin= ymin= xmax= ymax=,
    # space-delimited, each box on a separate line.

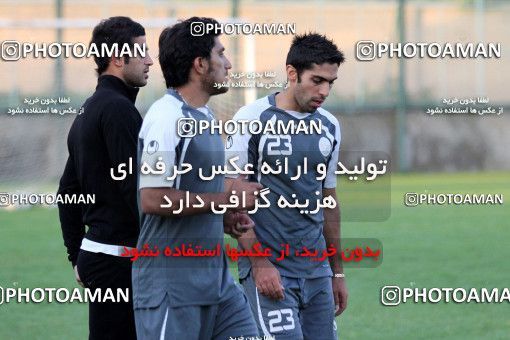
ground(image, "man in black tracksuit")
xmin=57 ymin=16 xmax=153 ymax=339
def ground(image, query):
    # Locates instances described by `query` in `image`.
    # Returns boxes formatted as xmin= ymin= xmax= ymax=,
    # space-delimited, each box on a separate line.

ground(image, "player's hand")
xmin=252 ymin=258 xmax=285 ymax=300
xmin=332 ymin=277 xmax=348 ymax=316
xmin=223 ymin=210 xmax=238 ymax=235
xmin=224 ymin=211 xmax=255 ymax=238
xmin=229 ymin=177 xmax=263 ymax=210
xmin=74 ymin=265 xmax=84 ymax=288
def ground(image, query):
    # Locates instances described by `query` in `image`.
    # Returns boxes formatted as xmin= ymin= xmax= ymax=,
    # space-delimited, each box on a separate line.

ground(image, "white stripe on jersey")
xmin=255 ymin=287 xmax=272 ymax=337
xmin=159 ymin=307 xmax=169 ymax=340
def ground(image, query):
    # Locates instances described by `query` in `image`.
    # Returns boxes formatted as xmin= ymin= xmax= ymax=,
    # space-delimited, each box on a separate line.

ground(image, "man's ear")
xmin=286 ymin=65 xmax=298 ymax=83
xmin=192 ymin=56 xmax=209 ymax=76
xmin=111 ymin=56 xmax=124 ymax=67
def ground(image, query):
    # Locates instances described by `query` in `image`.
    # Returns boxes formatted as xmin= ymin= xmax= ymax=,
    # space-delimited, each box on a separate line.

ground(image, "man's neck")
xmin=175 ymin=84 xmax=209 ymax=108
xmin=275 ymin=89 xmax=301 ymax=112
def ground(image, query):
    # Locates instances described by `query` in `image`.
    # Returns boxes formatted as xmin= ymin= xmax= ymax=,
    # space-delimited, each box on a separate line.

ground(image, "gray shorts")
xmin=241 ymin=271 xmax=337 ymax=340
xmin=134 ymin=285 xmax=258 ymax=340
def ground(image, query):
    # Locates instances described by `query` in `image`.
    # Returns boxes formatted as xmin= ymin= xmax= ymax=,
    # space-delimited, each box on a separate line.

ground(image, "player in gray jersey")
xmin=132 ymin=17 xmax=261 ymax=339
xmin=226 ymin=33 xmax=347 ymax=339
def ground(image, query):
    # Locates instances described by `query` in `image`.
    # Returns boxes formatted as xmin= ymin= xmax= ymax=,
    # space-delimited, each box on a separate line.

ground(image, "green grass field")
xmin=0 ymin=172 xmax=509 ymax=339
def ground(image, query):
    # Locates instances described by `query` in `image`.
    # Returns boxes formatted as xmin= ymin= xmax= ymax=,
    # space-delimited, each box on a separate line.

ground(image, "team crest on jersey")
xmin=147 ymin=140 xmax=159 ymax=155
xmin=226 ymin=136 xmax=233 ymax=149
xmin=318 ymin=136 xmax=333 ymax=157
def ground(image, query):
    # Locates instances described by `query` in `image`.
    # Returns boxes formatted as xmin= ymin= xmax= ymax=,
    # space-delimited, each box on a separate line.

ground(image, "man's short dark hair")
xmin=158 ymin=17 xmax=220 ymax=88
xmin=90 ymin=16 xmax=145 ymax=76
xmin=286 ymin=33 xmax=345 ymax=81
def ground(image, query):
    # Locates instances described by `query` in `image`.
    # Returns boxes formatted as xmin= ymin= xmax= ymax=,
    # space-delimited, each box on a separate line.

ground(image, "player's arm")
xmin=322 ymin=116 xmax=347 ymax=315
xmin=322 ymin=187 xmax=347 ymax=315
xmin=101 ymin=100 xmax=142 ymax=219
xmin=57 ymin=156 xmax=85 ymax=286
xmin=224 ymin=107 xmax=284 ymax=299
xmin=237 ymin=229 xmax=284 ymax=300
xmin=323 ymin=188 xmax=343 ymax=273
xmin=57 ymin=156 xmax=85 ymax=267
xmin=230 ymin=194 xmax=284 ymax=301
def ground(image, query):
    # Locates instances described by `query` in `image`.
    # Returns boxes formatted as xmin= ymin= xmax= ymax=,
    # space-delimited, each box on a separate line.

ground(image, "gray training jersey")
xmin=226 ymin=93 xmax=341 ymax=280
xmin=132 ymin=89 xmax=237 ymax=309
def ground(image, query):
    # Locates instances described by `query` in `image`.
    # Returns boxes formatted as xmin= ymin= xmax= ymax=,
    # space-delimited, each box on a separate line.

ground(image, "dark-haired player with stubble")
xmin=58 ymin=16 xmax=153 ymax=339
xmin=132 ymin=17 xmax=260 ymax=339
xmin=226 ymin=33 xmax=347 ymax=339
